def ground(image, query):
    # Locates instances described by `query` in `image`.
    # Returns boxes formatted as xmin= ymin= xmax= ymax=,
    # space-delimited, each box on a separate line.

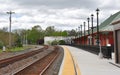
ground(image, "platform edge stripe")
xmin=61 ymin=46 xmax=75 ymax=75
xmin=65 ymin=46 xmax=81 ymax=75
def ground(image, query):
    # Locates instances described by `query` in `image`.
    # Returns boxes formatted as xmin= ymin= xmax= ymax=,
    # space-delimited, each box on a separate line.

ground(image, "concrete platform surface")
xmin=64 ymin=45 xmax=120 ymax=75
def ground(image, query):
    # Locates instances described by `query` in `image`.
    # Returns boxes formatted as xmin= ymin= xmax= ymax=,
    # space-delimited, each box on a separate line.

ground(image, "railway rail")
xmin=0 ymin=45 xmax=60 ymax=75
xmin=15 ymin=47 xmax=59 ymax=75
xmin=0 ymin=45 xmax=48 ymax=68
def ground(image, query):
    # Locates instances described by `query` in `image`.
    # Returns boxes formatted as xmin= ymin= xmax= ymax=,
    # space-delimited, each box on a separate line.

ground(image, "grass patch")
xmin=9 ymin=47 xmax=25 ymax=52
xmin=0 ymin=46 xmax=33 ymax=53
xmin=0 ymin=49 xmax=2 ymax=52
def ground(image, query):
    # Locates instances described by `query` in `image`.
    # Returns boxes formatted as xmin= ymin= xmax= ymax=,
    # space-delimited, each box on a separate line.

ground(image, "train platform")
xmin=60 ymin=45 xmax=120 ymax=75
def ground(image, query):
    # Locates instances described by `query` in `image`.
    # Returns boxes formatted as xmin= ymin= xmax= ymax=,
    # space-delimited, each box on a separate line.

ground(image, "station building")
xmin=112 ymin=19 xmax=120 ymax=64
xmin=73 ymin=11 xmax=120 ymax=64
xmin=74 ymin=11 xmax=120 ymax=46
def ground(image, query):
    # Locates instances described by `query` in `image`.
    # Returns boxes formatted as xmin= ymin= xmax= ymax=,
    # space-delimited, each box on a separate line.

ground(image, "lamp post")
xmin=96 ymin=8 xmax=100 ymax=46
xmin=78 ymin=26 xmax=80 ymax=44
xmin=87 ymin=17 xmax=90 ymax=35
xmin=87 ymin=17 xmax=90 ymax=45
xmin=7 ymin=11 xmax=15 ymax=48
xmin=91 ymin=14 xmax=94 ymax=45
xmin=96 ymin=8 xmax=103 ymax=58
xmin=83 ymin=22 xmax=86 ymax=45
xmin=75 ymin=28 xmax=78 ymax=44
xmin=80 ymin=25 xmax=82 ymax=45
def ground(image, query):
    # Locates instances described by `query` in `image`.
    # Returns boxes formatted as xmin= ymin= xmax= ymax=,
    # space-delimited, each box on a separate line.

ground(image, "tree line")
xmin=0 ymin=25 xmax=77 ymax=48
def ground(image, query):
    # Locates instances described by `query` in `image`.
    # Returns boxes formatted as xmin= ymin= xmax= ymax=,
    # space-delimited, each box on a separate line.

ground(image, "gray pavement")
xmin=64 ymin=45 xmax=120 ymax=75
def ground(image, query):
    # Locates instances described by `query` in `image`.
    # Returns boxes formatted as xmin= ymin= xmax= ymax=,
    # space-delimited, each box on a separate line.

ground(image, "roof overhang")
xmin=111 ymin=20 xmax=120 ymax=30
xmin=111 ymin=20 xmax=120 ymax=25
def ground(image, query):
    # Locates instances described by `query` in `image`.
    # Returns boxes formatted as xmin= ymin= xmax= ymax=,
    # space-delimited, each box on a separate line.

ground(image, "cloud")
xmin=99 ymin=0 xmax=120 ymax=10
xmin=0 ymin=0 xmax=120 ymax=30
xmin=10 ymin=0 xmax=100 ymax=9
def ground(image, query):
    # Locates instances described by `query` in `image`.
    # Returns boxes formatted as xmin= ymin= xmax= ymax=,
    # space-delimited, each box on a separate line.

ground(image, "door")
xmin=117 ymin=30 xmax=120 ymax=63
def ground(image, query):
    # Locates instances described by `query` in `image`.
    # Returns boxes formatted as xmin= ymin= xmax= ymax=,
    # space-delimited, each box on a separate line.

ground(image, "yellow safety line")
xmin=62 ymin=46 xmax=81 ymax=75
xmin=66 ymin=46 xmax=81 ymax=75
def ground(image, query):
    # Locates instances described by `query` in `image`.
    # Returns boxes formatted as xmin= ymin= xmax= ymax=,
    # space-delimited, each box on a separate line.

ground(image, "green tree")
xmin=0 ymin=41 xmax=4 ymax=49
xmin=45 ymin=26 xmax=55 ymax=36
xmin=0 ymin=28 xmax=17 ymax=47
xmin=0 ymin=29 xmax=9 ymax=46
xmin=13 ymin=29 xmax=26 ymax=47
xmin=68 ymin=29 xmax=76 ymax=36
xmin=61 ymin=31 xmax=68 ymax=36
xmin=27 ymin=25 xmax=44 ymax=44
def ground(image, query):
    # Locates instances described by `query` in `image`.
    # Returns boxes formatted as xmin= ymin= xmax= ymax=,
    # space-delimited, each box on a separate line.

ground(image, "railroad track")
xmin=0 ymin=45 xmax=48 ymax=68
xmin=0 ymin=45 xmax=60 ymax=75
xmin=15 ymin=47 xmax=59 ymax=75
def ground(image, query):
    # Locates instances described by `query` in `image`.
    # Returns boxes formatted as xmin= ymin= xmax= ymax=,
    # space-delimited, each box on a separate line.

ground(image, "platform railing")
xmin=68 ymin=44 xmax=113 ymax=59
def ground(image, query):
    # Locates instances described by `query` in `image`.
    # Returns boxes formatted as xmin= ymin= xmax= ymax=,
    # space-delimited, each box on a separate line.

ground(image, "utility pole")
xmin=7 ymin=11 xmax=15 ymax=48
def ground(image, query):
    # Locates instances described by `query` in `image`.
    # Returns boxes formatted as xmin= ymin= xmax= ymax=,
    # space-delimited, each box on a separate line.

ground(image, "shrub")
xmin=51 ymin=40 xmax=59 ymax=45
xmin=0 ymin=41 xmax=4 ymax=49
xmin=59 ymin=40 xmax=66 ymax=45
xmin=15 ymin=38 xmax=23 ymax=47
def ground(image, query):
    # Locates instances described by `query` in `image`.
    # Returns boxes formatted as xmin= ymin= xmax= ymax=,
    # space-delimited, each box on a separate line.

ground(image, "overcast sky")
xmin=0 ymin=0 xmax=120 ymax=31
